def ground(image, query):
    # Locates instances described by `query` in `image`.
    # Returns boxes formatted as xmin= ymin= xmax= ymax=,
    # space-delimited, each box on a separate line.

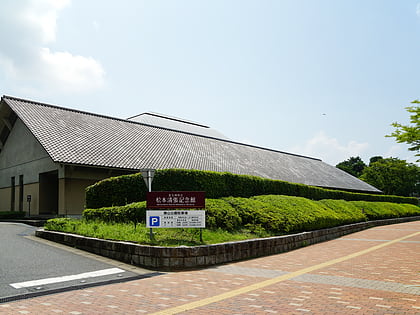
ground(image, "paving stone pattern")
xmin=35 ymin=216 xmax=420 ymax=270
xmin=1 ymin=220 xmax=419 ymax=314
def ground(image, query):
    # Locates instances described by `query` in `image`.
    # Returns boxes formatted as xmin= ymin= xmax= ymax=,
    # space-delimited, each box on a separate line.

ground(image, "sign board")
xmin=27 ymin=195 xmax=32 ymax=202
xmin=147 ymin=191 xmax=205 ymax=209
xmin=146 ymin=210 xmax=206 ymax=228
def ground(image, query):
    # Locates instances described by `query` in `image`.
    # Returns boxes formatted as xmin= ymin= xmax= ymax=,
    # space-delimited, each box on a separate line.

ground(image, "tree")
xmin=359 ymin=157 xmax=420 ymax=196
xmin=369 ymin=156 xmax=383 ymax=166
xmin=336 ymin=156 xmax=367 ymax=177
xmin=387 ymin=101 xmax=420 ymax=160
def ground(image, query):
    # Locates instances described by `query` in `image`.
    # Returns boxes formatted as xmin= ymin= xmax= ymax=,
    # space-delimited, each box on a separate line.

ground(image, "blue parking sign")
xmin=149 ymin=216 xmax=160 ymax=227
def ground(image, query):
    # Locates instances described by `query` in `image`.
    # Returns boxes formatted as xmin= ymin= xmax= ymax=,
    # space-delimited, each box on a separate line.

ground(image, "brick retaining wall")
xmin=35 ymin=216 xmax=420 ymax=270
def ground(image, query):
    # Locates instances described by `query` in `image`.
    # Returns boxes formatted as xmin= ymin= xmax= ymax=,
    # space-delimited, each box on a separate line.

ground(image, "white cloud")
xmin=21 ymin=0 xmax=71 ymax=43
xmin=39 ymin=48 xmax=105 ymax=92
xmin=417 ymin=3 xmax=420 ymax=17
xmin=290 ymin=131 xmax=369 ymax=165
xmin=0 ymin=0 xmax=105 ymax=93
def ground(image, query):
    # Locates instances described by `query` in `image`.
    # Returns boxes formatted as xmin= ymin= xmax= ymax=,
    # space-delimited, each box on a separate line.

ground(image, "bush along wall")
xmin=85 ymin=169 xmax=419 ymax=209
xmin=83 ymin=202 xmax=146 ymax=224
xmin=81 ymin=195 xmax=420 ymax=235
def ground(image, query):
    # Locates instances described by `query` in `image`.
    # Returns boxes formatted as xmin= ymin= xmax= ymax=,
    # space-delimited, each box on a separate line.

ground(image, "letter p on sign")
xmin=150 ymin=216 xmax=160 ymax=227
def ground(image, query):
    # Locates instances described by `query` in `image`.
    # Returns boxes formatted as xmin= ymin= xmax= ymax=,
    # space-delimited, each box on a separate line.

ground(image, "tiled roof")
xmin=127 ymin=112 xmax=229 ymax=139
xmin=1 ymin=95 xmax=381 ymax=193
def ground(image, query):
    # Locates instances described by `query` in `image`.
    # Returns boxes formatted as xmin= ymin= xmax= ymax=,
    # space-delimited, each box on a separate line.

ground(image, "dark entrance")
xmin=39 ymin=171 xmax=58 ymax=215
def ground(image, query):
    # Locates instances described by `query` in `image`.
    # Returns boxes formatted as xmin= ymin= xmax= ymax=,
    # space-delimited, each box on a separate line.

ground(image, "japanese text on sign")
xmin=147 ymin=191 xmax=205 ymax=209
xmin=146 ymin=210 xmax=206 ymax=228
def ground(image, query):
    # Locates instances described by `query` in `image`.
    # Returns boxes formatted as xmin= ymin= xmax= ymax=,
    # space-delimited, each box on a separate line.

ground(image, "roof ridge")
xmin=146 ymin=112 xmax=210 ymax=128
xmin=2 ymin=95 xmax=122 ymax=122
xmin=2 ymin=95 xmax=322 ymax=162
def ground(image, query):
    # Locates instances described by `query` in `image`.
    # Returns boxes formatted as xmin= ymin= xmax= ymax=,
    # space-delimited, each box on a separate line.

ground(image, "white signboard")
xmin=146 ymin=210 xmax=206 ymax=228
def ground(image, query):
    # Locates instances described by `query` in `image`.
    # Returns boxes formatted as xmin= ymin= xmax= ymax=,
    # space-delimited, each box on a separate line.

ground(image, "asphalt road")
xmin=0 ymin=222 xmax=156 ymax=302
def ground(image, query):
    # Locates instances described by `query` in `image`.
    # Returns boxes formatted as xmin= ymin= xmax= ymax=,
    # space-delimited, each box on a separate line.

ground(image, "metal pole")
xmin=147 ymin=170 xmax=152 ymax=193
xmin=148 ymin=170 xmax=154 ymax=241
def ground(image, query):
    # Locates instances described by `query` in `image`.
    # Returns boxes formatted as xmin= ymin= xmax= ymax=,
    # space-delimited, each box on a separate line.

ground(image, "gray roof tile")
xmin=127 ymin=112 xmax=229 ymax=140
xmin=1 ymin=96 xmax=381 ymax=193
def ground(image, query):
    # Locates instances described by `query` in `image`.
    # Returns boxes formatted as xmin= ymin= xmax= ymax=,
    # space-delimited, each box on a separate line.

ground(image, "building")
xmin=0 ymin=95 xmax=380 ymax=216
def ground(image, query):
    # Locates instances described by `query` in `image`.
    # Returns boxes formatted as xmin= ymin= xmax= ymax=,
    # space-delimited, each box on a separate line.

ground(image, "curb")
xmin=1 ymin=219 xmax=47 ymax=227
xmin=0 ymin=273 xmax=162 ymax=304
xmin=35 ymin=216 xmax=420 ymax=271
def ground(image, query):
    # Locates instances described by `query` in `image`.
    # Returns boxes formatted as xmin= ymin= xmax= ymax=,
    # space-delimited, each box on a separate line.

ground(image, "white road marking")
xmin=10 ymin=268 xmax=125 ymax=289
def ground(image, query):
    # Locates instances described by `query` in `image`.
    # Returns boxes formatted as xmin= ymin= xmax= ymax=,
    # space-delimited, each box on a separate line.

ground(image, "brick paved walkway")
xmin=1 ymin=220 xmax=419 ymax=314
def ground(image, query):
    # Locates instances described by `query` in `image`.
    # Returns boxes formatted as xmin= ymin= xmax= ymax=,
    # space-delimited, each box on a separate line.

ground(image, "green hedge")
xmin=350 ymin=201 xmax=420 ymax=220
xmin=85 ymin=169 xmax=418 ymax=209
xmin=83 ymin=202 xmax=146 ymax=223
xmin=44 ymin=217 xmax=78 ymax=231
xmin=82 ymin=195 xmax=420 ymax=234
xmin=0 ymin=211 xmax=26 ymax=219
xmin=249 ymin=195 xmax=366 ymax=233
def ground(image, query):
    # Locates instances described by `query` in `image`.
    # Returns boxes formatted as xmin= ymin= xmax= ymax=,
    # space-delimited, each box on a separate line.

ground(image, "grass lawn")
xmin=44 ymin=219 xmax=274 ymax=246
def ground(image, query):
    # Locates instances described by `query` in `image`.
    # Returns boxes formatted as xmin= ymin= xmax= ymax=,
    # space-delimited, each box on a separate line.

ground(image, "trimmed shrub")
xmin=223 ymin=196 xmax=287 ymax=232
xmin=205 ymin=199 xmax=242 ymax=231
xmin=83 ymin=202 xmax=146 ymax=223
xmin=44 ymin=218 xmax=79 ymax=232
xmin=85 ymin=169 xmax=418 ymax=209
xmin=81 ymin=194 xmax=420 ymax=235
xmin=85 ymin=174 xmax=146 ymax=209
xmin=350 ymin=201 xmax=420 ymax=220
xmin=252 ymin=195 xmax=365 ymax=233
xmin=317 ymin=199 xmax=367 ymax=225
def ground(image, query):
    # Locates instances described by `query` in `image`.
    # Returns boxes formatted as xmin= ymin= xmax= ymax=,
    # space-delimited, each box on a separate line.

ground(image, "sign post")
xmin=140 ymin=169 xmax=156 ymax=241
xmin=27 ymin=195 xmax=32 ymax=217
xmin=140 ymin=169 xmax=155 ymax=193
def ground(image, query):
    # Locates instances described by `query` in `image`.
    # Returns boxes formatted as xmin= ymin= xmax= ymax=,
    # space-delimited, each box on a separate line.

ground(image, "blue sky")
xmin=1 ymin=0 xmax=419 ymax=166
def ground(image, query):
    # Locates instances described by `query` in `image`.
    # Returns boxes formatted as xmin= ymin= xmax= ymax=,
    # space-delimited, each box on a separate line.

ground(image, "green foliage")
xmin=350 ymin=201 xmax=420 ymax=220
xmin=85 ymin=174 xmax=147 ymax=209
xmin=50 ymin=195 xmax=420 ymax=246
xmin=45 ymin=218 xmax=78 ymax=232
xmin=360 ymin=158 xmax=420 ymax=196
xmin=317 ymin=199 xmax=366 ymax=224
xmin=387 ymin=101 xmax=420 ymax=160
xmin=223 ymin=196 xmax=286 ymax=232
xmin=42 ymin=220 xmax=269 ymax=246
xmin=251 ymin=195 xmax=365 ymax=233
xmin=198 ymin=199 xmax=241 ymax=231
xmin=336 ymin=156 xmax=367 ymax=177
xmin=85 ymin=169 xmax=418 ymax=209
xmin=0 ymin=211 xmax=26 ymax=219
xmin=369 ymin=156 xmax=383 ymax=166
xmin=211 ymin=195 xmax=419 ymax=233
xmin=83 ymin=202 xmax=146 ymax=224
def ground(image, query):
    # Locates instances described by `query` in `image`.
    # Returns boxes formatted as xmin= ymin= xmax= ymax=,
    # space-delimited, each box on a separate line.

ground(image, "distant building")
xmin=0 ymin=95 xmax=380 ymax=216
